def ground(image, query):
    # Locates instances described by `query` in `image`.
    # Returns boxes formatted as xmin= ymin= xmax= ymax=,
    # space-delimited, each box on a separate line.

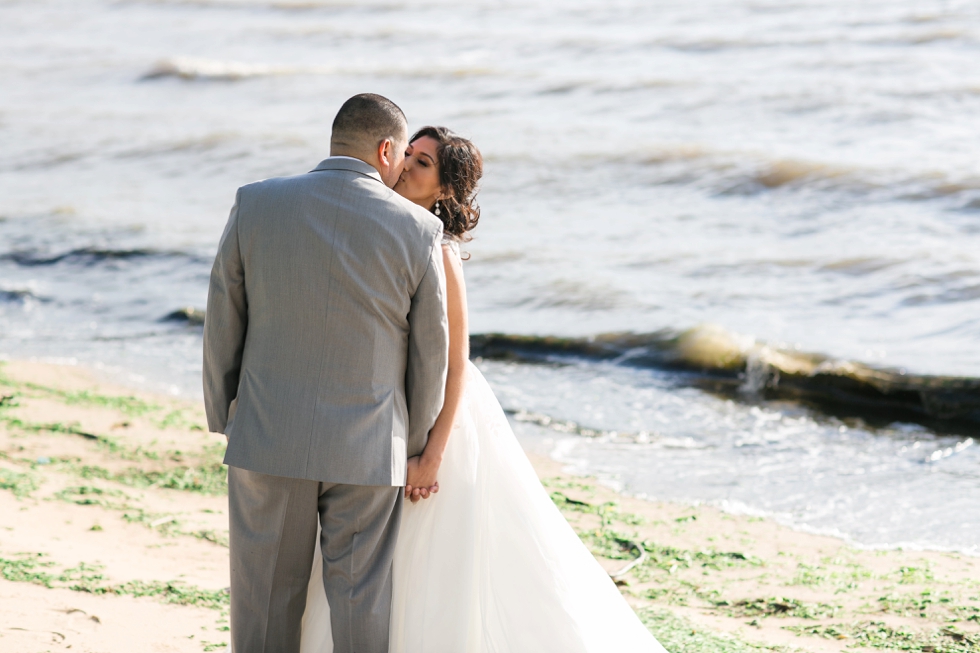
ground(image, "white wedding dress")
xmin=299 ymin=361 xmax=667 ymax=653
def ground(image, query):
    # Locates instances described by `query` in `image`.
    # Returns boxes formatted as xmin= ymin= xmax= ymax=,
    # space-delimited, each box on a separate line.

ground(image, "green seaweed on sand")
xmin=61 ymin=389 xmax=158 ymax=417
xmin=0 ymin=553 xmax=58 ymax=587
xmin=640 ymin=543 xmax=762 ymax=574
xmin=639 ymin=608 xmax=791 ymax=653
xmin=54 ymin=484 xmax=229 ymax=545
xmin=58 ymin=483 xmax=175 ymax=535
xmin=789 ymin=621 xmax=980 ymax=653
xmin=0 ymin=553 xmax=230 ymax=610
xmin=153 ymin=408 xmax=205 ymax=431
xmin=0 ymin=416 xmax=89 ymax=436
xmin=874 ymin=590 xmax=980 ymax=623
xmin=1 ymin=414 xmax=225 ymax=493
xmin=192 ymin=528 xmax=230 ymax=548
xmin=135 ymin=464 xmax=227 ymax=495
xmin=0 ymin=466 xmax=39 ymax=498
xmin=86 ymin=434 xmax=162 ymax=461
xmin=97 ymin=578 xmax=229 ymax=609
xmin=550 ymin=490 xmax=762 ymax=575
xmin=55 ymin=457 xmax=228 ymax=495
xmin=0 ymin=366 xmax=207 ymax=430
xmin=55 ymin=485 xmax=181 ymax=535
xmin=0 ymin=367 xmax=159 ymax=417
xmin=712 ymin=596 xmax=840 ymax=620
xmin=541 ymin=476 xmax=599 ymax=497
xmin=0 ymin=412 xmax=161 ymax=462
xmin=6 ymin=413 xmax=229 ymax=492
xmin=549 ymin=491 xmax=644 ymax=526
xmin=55 ymin=484 xmax=130 ymax=507
xmin=787 ymin=561 xmax=873 ymax=592
xmin=896 ymin=564 xmax=935 ymax=584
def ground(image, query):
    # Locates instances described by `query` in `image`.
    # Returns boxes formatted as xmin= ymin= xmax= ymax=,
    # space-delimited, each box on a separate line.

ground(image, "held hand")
xmin=404 ymin=455 xmax=441 ymax=504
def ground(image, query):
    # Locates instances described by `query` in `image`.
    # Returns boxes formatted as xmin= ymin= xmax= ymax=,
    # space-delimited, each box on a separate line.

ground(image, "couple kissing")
xmin=204 ymin=93 xmax=666 ymax=653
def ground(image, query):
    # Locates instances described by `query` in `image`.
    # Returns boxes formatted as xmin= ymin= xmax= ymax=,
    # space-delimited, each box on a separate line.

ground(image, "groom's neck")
xmin=331 ymin=144 xmax=379 ymax=169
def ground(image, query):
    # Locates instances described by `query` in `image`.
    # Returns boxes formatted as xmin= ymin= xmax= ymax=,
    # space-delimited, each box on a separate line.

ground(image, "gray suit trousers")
xmin=228 ymin=466 xmax=402 ymax=653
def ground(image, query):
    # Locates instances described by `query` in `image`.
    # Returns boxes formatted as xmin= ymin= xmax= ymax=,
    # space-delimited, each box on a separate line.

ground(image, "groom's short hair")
xmin=331 ymin=94 xmax=407 ymax=152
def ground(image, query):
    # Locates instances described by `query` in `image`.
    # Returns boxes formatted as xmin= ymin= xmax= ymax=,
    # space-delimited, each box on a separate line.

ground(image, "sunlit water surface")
xmin=1 ymin=0 xmax=978 ymax=551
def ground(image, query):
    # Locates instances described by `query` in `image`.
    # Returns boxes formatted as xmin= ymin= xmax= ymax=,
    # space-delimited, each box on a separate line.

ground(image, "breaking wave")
xmin=161 ymin=307 xmax=206 ymax=326
xmin=141 ymin=57 xmax=304 ymax=81
xmin=504 ymin=146 xmax=980 ymax=203
xmin=470 ymin=324 xmax=980 ymax=430
xmin=638 ymin=150 xmax=980 ymax=201
xmin=140 ymin=56 xmax=495 ymax=82
xmin=0 ymin=289 xmax=48 ymax=303
xmin=0 ymin=247 xmax=206 ymax=267
xmin=476 ymin=147 xmax=980 ymax=208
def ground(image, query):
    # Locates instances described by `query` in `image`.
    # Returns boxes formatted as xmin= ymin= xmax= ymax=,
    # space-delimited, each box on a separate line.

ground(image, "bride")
xmin=299 ymin=127 xmax=667 ymax=653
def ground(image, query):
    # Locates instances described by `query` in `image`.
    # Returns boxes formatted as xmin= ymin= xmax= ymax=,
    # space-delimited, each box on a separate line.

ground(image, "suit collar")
xmin=311 ymin=156 xmax=384 ymax=184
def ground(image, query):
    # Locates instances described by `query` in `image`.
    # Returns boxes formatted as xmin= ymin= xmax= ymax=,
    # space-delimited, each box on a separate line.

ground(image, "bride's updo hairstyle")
xmin=411 ymin=126 xmax=483 ymax=241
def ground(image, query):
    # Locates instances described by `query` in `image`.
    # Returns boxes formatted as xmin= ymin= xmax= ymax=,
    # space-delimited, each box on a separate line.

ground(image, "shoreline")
xmin=593 ymin=481 xmax=980 ymax=561
xmin=1 ymin=359 xmax=977 ymax=653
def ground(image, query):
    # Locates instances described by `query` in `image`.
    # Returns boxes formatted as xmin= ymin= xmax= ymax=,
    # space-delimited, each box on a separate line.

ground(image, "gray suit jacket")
xmin=204 ymin=157 xmax=449 ymax=486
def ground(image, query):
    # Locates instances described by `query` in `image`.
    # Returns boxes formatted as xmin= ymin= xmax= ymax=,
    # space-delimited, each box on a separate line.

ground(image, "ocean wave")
xmin=0 ymin=247 xmax=204 ymax=267
xmin=819 ymin=257 xmax=910 ymax=277
xmin=684 ymin=155 xmax=960 ymax=200
xmin=487 ymin=143 xmax=980 ymax=202
xmin=626 ymin=147 xmax=980 ymax=201
xmin=124 ymin=0 xmax=403 ymax=9
xmin=0 ymin=289 xmax=48 ymax=303
xmin=140 ymin=56 xmax=495 ymax=82
xmin=470 ymin=324 xmax=980 ymax=430
xmin=637 ymin=27 xmax=976 ymax=52
xmin=8 ymin=151 xmax=87 ymax=173
xmin=487 ymin=145 xmax=980 ymax=201
xmin=140 ymin=57 xmax=302 ymax=81
xmin=161 ymin=307 xmax=206 ymax=326
xmin=649 ymin=36 xmax=790 ymax=52
xmin=869 ymin=28 xmax=973 ymax=45
xmin=901 ymin=283 xmax=980 ymax=306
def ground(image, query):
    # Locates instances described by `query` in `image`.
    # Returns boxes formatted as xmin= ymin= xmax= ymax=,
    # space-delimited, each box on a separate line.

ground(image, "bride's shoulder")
xmin=441 ymin=235 xmax=461 ymax=259
xmin=440 ymin=236 xmax=466 ymax=289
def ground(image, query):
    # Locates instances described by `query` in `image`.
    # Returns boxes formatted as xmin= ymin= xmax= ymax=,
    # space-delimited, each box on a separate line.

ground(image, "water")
xmin=1 ymin=0 xmax=978 ymax=551
xmin=482 ymin=359 xmax=979 ymax=554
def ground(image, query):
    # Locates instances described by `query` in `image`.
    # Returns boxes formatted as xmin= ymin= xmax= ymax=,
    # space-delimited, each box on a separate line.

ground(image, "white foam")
xmin=141 ymin=57 xmax=308 ymax=80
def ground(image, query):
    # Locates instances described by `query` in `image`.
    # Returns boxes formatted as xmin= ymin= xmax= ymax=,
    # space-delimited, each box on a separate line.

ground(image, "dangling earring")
xmin=434 ymin=200 xmax=441 ymax=216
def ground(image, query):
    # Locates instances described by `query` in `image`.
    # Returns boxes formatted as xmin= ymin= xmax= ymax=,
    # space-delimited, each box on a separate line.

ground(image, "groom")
xmin=203 ymin=93 xmax=449 ymax=653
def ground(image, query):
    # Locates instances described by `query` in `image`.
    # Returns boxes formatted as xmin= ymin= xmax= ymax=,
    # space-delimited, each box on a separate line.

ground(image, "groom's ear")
xmin=378 ymin=138 xmax=405 ymax=170
xmin=377 ymin=139 xmax=394 ymax=167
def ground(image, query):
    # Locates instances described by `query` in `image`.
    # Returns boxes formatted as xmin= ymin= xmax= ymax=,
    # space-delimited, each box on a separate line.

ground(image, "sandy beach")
xmin=1 ymin=359 xmax=977 ymax=653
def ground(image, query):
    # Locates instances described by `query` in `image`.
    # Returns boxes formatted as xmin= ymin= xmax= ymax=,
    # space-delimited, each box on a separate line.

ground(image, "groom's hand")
xmin=404 ymin=455 xmax=440 ymax=504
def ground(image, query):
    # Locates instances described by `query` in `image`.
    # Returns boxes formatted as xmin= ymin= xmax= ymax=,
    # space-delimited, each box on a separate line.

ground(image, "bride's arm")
xmin=406 ymin=244 xmax=468 ymax=501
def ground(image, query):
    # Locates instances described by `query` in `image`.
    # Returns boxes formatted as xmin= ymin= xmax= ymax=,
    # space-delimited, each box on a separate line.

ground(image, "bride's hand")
xmin=404 ymin=455 xmax=441 ymax=503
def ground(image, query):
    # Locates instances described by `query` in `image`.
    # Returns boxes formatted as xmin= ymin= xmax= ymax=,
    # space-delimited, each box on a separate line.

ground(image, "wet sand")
xmin=0 ymin=360 xmax=976 ymax=653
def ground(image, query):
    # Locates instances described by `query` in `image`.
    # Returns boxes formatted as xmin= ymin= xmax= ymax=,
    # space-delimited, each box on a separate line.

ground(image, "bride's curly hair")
xmin=410 ymin=126 xmax=482 ymax=241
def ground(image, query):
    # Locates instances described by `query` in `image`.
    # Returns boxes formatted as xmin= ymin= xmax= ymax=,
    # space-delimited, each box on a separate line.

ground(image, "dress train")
xmin=299 ymin=362 xmax=665 ymax=652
